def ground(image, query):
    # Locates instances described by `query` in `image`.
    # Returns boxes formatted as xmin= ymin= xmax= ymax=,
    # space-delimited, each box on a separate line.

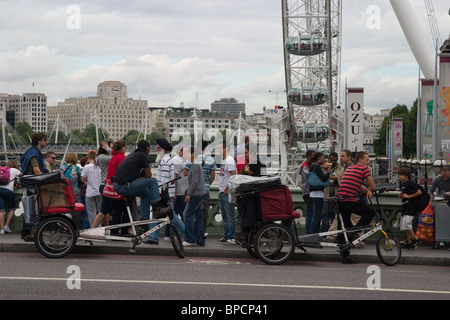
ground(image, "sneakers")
xmin=218 ymin=238 xmax=237 ymax=245
xmin=4 ymin=226 xmax=12 ymax=233
xmin=401 ymin=238 xmax=422 ymax=250
xmin=182 ymin=241 xmax=197 ymax=247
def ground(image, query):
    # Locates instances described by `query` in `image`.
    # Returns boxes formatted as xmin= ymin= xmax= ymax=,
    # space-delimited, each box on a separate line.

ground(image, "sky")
xmin=0 ymin=0 xmax=449 ymax=116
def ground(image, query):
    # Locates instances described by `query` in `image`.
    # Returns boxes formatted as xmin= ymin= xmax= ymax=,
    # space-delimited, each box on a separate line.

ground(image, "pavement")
xmin=1 ymin=232 xmax=449 ymax=266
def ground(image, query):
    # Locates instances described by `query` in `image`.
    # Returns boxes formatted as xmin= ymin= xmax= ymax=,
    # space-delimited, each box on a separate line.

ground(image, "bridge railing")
xmin=8 ymin=187 xmax=404 ymax=241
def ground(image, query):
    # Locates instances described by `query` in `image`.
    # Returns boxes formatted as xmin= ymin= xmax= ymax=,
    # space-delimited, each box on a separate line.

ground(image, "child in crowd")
xmin=397 ymin=168 xmax=429 ymax=249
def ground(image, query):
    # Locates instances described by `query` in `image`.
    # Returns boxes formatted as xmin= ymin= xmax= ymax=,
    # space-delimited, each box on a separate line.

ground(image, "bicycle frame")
xmin=79 ymin=177 xmax=180 ymax=243
xmin=296 ymin=189 xmax=392 ymax=251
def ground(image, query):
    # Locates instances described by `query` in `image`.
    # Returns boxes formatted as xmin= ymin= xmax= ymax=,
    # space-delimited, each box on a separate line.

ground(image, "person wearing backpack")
xmin=398 ymin=167 xmax=430 ymax=249
xmin=0 ymin=161 xmax=21 ymax=235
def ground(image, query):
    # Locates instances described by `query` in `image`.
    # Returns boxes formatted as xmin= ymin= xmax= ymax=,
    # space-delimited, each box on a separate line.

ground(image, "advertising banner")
xmin=346 ymin=88 xmax=364 ymax=152
xmin=439 ymin=55 xmax=450 ymax=160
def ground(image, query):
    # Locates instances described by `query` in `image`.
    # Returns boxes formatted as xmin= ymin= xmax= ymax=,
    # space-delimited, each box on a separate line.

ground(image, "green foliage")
xmin=373 ymin=100 xmax=418 ymax=158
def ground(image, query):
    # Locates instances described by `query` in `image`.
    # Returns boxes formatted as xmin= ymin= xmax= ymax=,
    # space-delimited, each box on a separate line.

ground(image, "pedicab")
xmin=20 ymin=172 xmax=184 ymax=259
xmin=229 ymin=176 xmax=402 ymax=266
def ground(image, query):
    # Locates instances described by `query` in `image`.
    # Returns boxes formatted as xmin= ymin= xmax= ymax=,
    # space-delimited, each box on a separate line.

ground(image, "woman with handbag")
xmin=306 ymin=152 xmax=330 ymax=234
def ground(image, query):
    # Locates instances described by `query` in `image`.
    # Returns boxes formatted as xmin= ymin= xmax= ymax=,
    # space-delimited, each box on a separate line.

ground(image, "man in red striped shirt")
xmin=337 ymin=151 xmax=376 ymax=237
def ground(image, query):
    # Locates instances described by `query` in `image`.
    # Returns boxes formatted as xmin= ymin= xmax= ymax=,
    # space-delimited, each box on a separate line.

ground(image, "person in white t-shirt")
xmin=218 ymin=142 xmax=237 ymax=244
xmin=81 ymin=150 xmax=102 ymax=227
xmin=0 ymin=161 xmax=21 ymax=234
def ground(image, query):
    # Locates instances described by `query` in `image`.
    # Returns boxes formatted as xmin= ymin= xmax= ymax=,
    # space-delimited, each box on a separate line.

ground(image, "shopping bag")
xmin=415 ymin=202 xmax=435 ymax=243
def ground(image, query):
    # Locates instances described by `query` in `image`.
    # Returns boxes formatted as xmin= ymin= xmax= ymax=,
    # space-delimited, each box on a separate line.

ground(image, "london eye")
xmin=282 ymin=0 xmax=343 ymax=153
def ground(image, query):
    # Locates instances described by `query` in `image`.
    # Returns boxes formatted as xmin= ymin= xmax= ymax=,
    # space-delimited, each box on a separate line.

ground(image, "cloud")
xmin=0 ymin=46 xmax=63 ymax=83
xmin=0 ymin=0 xmax=448 ymax=116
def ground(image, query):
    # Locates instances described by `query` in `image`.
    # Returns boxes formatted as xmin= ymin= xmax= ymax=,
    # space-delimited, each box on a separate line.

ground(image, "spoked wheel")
xmin=376 ymin=232 xmax=402 ymax=266
xmin=254 ymin=223 xmax=295 ymax=265
xmin=168 ymin=224 xmax=184 ymax=258
xmin=34 ymin=216 xmax=77 ymax=259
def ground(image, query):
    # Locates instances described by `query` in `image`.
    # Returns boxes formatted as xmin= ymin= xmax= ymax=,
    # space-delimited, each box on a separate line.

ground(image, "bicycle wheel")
xmin=168 ymin=224 xmax=184 ymax=258
xmin=376 ymin=232 xmax=402 ymax=266
xmin=254 ymin=223 xmax=295 ymax=265
xmin=34 ymin=216 xmax=77 ymax=259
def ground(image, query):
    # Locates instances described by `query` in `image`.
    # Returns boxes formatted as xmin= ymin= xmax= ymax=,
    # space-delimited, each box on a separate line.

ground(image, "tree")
xmin=15 ymin=122 xmax=34 ymax=143
xmin=373 ymin=100 xmax=418 ymax=158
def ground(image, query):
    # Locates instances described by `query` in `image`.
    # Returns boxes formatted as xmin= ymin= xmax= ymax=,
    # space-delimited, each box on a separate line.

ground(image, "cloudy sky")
xmin=0 ymin=0 xmax=449 ymax=115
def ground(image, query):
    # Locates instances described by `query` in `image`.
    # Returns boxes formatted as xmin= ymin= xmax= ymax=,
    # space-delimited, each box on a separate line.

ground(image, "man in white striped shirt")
xmin=145 ymin=139 xmax=185 ymax=244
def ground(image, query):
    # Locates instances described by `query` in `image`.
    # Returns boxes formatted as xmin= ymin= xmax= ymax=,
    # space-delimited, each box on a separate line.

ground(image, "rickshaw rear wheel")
xmin=254 ymin=223 xmax=295 ymax=265
xmin=34 ymin=215 xmax=77 ymax=259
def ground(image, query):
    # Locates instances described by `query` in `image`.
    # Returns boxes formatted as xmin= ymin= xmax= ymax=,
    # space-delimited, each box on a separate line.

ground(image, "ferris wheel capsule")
xmin=287 ymin=86 xmax=328 ymax=106
xmin=295 ymin=123 xmax=330 ymax=143
xmin=284 ymin=34 xmax=327 ymax=56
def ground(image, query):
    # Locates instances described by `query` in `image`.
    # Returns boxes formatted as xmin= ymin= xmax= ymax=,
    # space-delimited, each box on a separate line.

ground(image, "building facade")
xmin=149 ymin=106 xmax=233 ymax=141
xmin=0 ymin=93 xmax=48 ymax=132
xmin=47 ymin=81 xmax=149 ymax=140
xmin=211 ymin=98 xmax=245 ymax=118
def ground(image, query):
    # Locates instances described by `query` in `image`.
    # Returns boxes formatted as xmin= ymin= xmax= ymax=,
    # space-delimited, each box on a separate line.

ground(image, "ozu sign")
xmin=347 ymin=88 xmax=365 ymax=152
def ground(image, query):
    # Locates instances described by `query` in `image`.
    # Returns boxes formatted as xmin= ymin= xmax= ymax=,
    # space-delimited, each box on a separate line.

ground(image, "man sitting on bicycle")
xmin=336 ymin=151 xmax=376 ymax=263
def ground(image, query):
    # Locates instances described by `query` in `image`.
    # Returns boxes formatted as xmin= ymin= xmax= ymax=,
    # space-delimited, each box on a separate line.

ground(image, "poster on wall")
xmin=438 ymin=55 xmax=450 ymax=161
xmin=420 ymin=79 xmax=435 ymax=156
xmin=346 ymin=88 xmax=364 ymax=153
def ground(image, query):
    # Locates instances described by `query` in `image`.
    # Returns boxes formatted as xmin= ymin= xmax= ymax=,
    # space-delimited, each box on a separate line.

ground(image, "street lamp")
xmin=432 ymin=152 xmax=448 ymax=175
xmin=397 ymin=158 xmax=408 ymax=168
xmin=419 ymin=152 xmax=433 ymax=192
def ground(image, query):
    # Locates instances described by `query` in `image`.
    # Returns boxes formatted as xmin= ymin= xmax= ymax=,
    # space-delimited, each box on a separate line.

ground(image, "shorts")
xmin=400 ymin=215 xmax=414 ymax=231
xmin=0 ymin=188 xmax=16 ymax=211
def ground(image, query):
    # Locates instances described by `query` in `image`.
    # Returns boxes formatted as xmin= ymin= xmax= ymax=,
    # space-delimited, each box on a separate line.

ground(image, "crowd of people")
xmin=5 ymin=133 xmax=267 ymax=248
xmin=1 ymin=132 xmax=448 ymax=260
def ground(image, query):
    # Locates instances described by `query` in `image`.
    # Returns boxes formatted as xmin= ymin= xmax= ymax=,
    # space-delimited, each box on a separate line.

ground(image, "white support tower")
xmin=282 ymin=0 xmax=343 ymax=154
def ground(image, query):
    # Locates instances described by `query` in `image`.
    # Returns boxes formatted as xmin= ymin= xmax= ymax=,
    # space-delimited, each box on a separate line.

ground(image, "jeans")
xmin=321 ymin=200 xmax=336 ymax=233
xmin=218 ymin=192 xmax=236 ymax=240
xmin=114 ymin=178 xmax=161 ymax=221
xmin=338 ymin=201 xmax=374 ymax=229
xmin=183 ymin=194 xmax=205 ymax=246
xmin=309 ymin=197 xmax=324 ymax=234
xmin=148 ymin=198 xmax=185 ymax=243
xmin=303 ymin=195 xmax=312 ymax=235
xmin=173 ymin=195 xmax=187 ymax=223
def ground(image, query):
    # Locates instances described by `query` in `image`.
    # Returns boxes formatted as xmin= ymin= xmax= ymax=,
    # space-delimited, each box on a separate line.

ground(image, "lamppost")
xmin=419 ymin=152 xmax=433 ymax=192
xmin=432 ymin=151 xmax=448 ymax=175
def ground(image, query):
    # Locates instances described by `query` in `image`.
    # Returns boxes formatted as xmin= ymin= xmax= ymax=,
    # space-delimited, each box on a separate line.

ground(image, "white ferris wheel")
xmin=281 ymin=0 xmax=343 ymax=152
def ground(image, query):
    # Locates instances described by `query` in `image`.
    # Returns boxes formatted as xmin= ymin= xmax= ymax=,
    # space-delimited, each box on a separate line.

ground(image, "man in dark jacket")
xmin=113 ymin=140 xmax=170 ymax=222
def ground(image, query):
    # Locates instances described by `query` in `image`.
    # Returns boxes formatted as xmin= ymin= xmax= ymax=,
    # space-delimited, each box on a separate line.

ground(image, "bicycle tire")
xmin=34 ymin=216 xmax=77 ymax=259
xmin=168 ymin=224 xmax=184 ymax=258
xmin=254 ymin=223 xmax=295 ymax=265
xmin=376 ymin=232 xmax=402 ymax=266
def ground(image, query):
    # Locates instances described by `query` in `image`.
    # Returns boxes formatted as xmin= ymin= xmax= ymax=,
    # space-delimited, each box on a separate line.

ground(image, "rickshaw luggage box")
xmin=19 ymin=172 xmax=66 ymax=188
xmin=236 ymin=177 xmax=282 ymax=193
xmin=39 ymin=178 xmax=76 ymax=211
